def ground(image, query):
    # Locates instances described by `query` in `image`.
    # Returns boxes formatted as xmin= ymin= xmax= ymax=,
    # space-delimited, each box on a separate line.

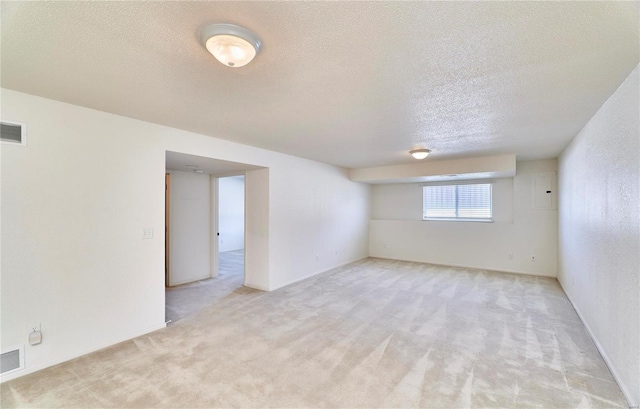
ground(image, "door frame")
xmin=164 ymin=150 xmax=270 ymax=291
xmin=213 ymin=173 xmax=247 ymax=282
xmin=210 ymin=175 xmax=219 ymax=279
xmin=165 ymin=173 xmax=171 ymax=286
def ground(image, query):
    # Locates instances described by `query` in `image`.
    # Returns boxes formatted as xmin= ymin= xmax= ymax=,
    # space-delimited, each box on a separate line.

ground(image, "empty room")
xmin=1 ymin=2 xmax=638 ymax=408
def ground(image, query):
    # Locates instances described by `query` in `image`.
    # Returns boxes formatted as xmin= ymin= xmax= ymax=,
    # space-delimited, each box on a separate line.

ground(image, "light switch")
xmin=141 ymin=228 xmax=154 ymax=239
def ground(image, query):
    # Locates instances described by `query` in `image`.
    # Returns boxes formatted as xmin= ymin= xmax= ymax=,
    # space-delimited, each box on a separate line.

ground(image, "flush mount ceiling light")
xmin=410 ymin=148 xmax=431 ymax=160
xmin=200 ymin=23 xmax=262 ymax=68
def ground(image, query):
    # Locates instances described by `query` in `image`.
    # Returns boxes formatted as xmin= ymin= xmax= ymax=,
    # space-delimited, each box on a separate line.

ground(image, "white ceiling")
xmin=2 ymin=2 xmax=638 ymax=169
xmin=166 ymin=151 xmax=262 ymax=175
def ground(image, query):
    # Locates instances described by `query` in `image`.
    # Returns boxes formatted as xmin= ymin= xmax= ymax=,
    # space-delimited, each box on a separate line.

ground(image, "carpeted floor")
xmin=165 ymin=249 xmax=245 ymax=323
xmin=1 ymin=258 xmax=628 ymax=408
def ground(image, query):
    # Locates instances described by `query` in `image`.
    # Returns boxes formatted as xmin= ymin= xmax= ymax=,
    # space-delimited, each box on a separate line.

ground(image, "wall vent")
xmin=0 ymin=121 xmax=27 ymax=146
xmin=0 ymin=346 xmax=25 ymax=375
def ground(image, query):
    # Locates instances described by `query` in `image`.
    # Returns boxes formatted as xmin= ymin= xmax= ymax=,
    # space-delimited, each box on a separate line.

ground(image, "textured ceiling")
xmin=2 ymin=1 xmax=638 ymax=169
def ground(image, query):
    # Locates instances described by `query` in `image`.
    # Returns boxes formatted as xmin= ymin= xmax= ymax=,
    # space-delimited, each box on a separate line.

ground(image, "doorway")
xmin=217 ymin=175 xmax=245 ymax=280
xmin=164 ymin=151 xmax=266 ymax=324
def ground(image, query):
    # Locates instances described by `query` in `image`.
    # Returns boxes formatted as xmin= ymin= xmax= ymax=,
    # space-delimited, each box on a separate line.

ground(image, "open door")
xmin=217 ymin=175 xmax=245 ymax=281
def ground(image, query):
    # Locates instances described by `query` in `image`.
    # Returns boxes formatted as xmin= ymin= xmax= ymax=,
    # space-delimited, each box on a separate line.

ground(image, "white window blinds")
xmin=423 ymin=183 xmax=492 ymax=220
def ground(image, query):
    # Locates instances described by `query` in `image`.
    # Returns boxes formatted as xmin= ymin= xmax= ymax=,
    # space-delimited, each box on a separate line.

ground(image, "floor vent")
xmin=1 ymin=346 xmax=25 ymax=375
xmin=0 ymin=121 xmax=27 ymax=146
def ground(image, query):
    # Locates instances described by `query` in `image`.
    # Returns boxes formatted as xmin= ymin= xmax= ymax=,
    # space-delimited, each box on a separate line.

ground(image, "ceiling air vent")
xmin=0 ymin=121 xmax=27 ymax=146
xmin=0 ymin=346 xmax=24 ymax=375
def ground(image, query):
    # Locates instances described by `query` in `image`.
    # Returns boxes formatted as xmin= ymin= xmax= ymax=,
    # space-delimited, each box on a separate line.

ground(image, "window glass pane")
xmin=423 ymin=183 xmax=492 ymax=220
xmin=457 ymin=184 xmax=491 ymax=218
xmin=423 ymin=185 xmax=456 ymax=218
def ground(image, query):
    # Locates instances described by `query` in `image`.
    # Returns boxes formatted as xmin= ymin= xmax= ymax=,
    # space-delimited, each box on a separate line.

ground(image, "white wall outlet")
xmin=508 ymin=253 xmax=514 ymax=260
xmin=28 ymin=323 xmax=42 ymax=346
xmin=29 ymin=331 xmax=42 ymax=346
xmin=141 ymin=228 xmax=153 ymax=239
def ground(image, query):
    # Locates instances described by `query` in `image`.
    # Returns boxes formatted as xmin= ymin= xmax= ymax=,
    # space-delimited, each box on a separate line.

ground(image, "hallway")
xmin=165 ymin=250 xmax=245 ymax=323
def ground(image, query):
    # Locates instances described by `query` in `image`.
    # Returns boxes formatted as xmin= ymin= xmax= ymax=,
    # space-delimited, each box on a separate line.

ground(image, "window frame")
xmin=422 ymin=181 xmax=493 ymax=223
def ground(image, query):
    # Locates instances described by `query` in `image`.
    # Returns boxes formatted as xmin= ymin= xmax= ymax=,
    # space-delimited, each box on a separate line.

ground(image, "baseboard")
xmin=271 ymin=256 xmax=368 ymax=291
xmin=557 ymin=279 xmax=636 ymax=409
xmin=370 ymin=255 xmax=556 ymax=278
xmin=244 ymin=282 xmax=270 ymax=292
xmin=0 ymin=322 xmax=167 ymax=383
xmin=169 ymin=274 xmax=211 ymax=287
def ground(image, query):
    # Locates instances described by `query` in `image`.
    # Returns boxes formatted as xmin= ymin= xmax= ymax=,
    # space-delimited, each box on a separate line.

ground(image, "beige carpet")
xmin=165 ymin=249 xmax=245 ymax=323
xmin=1 ymin=258 xmax=628 ymax=408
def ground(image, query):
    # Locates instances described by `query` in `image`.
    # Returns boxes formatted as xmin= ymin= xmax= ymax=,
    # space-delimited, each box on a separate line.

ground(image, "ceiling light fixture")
xmin=410 ymin=148 xmax=431 ymax=160
xmin=200 ymin=23 xmax=262 ymax=68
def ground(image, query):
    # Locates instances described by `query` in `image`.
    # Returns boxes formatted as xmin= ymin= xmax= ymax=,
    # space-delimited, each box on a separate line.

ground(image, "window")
xmin=423 ymin=183 xmax=492 ymax=221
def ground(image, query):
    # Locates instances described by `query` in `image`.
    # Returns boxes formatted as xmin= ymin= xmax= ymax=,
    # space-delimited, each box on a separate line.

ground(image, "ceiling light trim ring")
xmin=200 ymin=23 xmax=262 ymax=68
xmin=410 ymin=148 xmax=431 ymax=160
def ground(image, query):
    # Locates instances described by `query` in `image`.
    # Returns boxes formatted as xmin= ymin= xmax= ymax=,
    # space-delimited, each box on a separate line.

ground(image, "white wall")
xmin=268 ymin=163 xmax=371 ymax=288
xmin=218 ymin=176 xmax=244 ymax=253
xmin=370 ymin=160 xmax=558 ymax=276
xmin=243 ymin=168 xmax=271 ymax=290
xmin=0 ymin=89 xmax=371 ymax=380
xmin=168 ymin=170 xmax=211 ymax=286
xmin=558 ymin=66 xmax=639 ymax=407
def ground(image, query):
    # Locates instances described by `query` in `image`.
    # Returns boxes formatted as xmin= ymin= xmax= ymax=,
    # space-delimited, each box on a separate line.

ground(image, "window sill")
xmin=423 ymin=218 xmax=494 ymax=223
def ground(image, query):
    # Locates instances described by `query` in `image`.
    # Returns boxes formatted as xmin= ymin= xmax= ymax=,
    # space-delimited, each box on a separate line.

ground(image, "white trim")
xmin=244 ymin=282 xmax=270 ymax=292
xmin=370 ymin=256 xmax=556 ymax=278
xmin=168 ymin=274 xmax=212 ymax=287
xmin=422 ymin=182 xmax=493 ymax=221
xmin=423 ymin=217 xmax=493 ymax=223
xmin=210 ymin=176 xmax=219 ymax=279
xmin=0 ymin=322 xmax=166 ymax=383
xmin=557 ymin=279 xmax=637 ymax=409
xmin=270 ymin=256 xmax=369 ymax=291
xmin=0 ymin=120 xmax=27 ymax=147
xmin=245 ymin=257 xmax=369 ymax=292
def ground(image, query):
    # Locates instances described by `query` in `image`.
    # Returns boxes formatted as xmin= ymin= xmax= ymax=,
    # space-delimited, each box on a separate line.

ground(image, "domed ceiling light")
xmin=410 ymin=148 xmax=431 ymax=160
xmin=200 ymin=23 xmax=262 ymax=68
